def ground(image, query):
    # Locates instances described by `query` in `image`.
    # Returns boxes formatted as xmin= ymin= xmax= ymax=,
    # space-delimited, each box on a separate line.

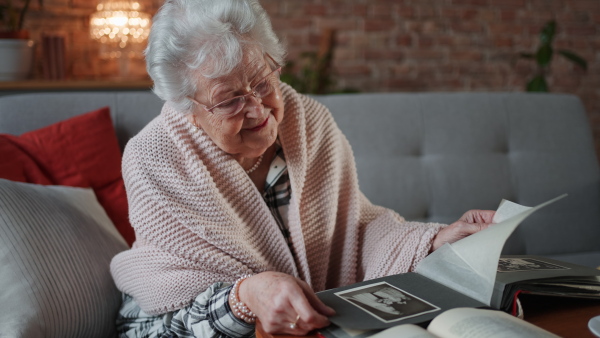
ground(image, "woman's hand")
xmin=236 ymin=271 xmax=336 ymax=335
xmin=430 ymin=210 xmax=495 ymax=252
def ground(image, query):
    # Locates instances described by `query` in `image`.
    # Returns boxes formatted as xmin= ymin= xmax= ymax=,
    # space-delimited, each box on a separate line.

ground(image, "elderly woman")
xmin=111 ymin=0 xmax=494 ymax=337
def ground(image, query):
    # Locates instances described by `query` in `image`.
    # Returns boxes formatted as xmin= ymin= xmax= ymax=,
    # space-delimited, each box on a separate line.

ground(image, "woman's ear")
xmin=186 ymin=114 xmax=200 ymax=132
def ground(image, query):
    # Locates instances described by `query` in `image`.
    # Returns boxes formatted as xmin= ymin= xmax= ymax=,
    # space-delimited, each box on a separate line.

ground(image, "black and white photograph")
xmin=498 ymin=258 xmax=570 ymax=273
xmin=335 ymin=282 xmax=440 ymax=323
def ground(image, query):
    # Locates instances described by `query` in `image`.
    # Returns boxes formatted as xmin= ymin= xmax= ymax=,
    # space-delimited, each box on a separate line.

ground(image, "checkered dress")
xmin=117 ymin=143 xmax=292 ymax=338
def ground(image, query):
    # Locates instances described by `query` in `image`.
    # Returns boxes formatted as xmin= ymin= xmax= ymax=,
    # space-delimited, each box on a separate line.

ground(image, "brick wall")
xmin=21 ymin=0 xmax=600 ymax=158
xmin=24 ymin=0 xmax=163 ymax=79
xmin=262 ymin=0 xmax=600 ymax=159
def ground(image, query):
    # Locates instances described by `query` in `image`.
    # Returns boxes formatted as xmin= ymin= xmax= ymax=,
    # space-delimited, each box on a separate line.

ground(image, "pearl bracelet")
xmin=229 ymin=275 xmax=257 ymax=324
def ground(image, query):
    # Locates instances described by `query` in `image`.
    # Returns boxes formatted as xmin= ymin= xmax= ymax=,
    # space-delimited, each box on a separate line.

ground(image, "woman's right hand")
xmin=236 ymin=271 xmax=336 ymax=335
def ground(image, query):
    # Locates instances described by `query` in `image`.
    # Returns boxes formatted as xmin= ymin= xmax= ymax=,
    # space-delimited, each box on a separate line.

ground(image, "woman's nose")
xmin=242 ymin=95 xmax=263 ymax=118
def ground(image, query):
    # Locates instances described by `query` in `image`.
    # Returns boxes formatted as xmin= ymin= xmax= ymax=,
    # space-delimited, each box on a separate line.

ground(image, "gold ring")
xmin=289 ymin=314 xmax=300 ymax=329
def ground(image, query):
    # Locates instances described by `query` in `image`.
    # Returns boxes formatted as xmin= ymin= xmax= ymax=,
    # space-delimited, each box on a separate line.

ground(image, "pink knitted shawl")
xmin=110 ymin=84 xmax=443 ymax=315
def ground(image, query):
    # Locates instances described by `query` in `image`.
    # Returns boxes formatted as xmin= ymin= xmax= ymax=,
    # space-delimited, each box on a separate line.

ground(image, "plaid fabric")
xmin=116 ymin=146 xmax=292 ymax=338
xmin=262 ymin=141 xmax=293 ymax=249
xmin=117 ymin=283 xmax=254 ymax=338
xmin=117 ymin=293 xmax=170 ymax=337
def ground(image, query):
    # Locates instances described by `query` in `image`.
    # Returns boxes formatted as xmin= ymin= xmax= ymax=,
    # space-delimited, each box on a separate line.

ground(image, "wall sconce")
xmin=90 ymin=1 xmax=151 ymax=78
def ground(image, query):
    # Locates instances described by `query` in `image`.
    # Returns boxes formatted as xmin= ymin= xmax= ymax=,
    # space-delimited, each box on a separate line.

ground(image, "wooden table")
xmin=256 ymin=295 xmax=600 ymax=338
xmin=519 ymin=295 xmax=600 ymax=337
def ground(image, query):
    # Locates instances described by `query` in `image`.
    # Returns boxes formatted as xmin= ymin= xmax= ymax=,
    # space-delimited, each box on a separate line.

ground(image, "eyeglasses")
xmin=188 ymin=55 xmax=282 ymax=118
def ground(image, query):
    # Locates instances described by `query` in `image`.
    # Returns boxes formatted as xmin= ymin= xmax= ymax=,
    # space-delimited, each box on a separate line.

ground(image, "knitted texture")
xmin=110 ymin=83 xmax=444 ymax=315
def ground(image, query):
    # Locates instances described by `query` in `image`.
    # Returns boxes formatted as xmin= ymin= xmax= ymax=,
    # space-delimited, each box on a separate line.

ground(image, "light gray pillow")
xmin=0 ymin=179 xmax=128 ymax=338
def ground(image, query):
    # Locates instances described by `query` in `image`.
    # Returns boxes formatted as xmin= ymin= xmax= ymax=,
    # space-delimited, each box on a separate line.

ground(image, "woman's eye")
xmin=255 ymin=81 xmax=272 ymax=96
xmin=219 ymin=98 xmax=241 ymax=108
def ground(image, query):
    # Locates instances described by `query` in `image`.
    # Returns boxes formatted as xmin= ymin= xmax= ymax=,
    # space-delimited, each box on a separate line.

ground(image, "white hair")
xmin=145 ymin=0 xmax=286 ymax=113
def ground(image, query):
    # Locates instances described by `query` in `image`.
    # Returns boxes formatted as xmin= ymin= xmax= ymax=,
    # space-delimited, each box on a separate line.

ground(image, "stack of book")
xmin=42 ymin=34 xmax=66 ymax=80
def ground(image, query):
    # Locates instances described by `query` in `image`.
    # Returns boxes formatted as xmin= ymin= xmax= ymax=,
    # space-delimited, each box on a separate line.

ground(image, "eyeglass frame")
xmin=187 ymin=53 xmax=282 ymax=118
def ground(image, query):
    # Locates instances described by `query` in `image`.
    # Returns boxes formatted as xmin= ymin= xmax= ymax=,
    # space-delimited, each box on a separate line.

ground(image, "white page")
xmin=368 ymin=324 xmax=438 ymax=338
xmin=493 ymin=199 xmax=532 ymax=223
xmin=415 ymin=195 xmax=567 ymax=305
xmin=427 ymin=308 xmax=559 ymax=338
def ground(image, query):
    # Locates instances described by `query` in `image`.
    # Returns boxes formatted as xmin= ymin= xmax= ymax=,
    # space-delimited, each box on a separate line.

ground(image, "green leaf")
xmin=536 ymin=44 xmax=553 ymax=67
xmin=519 ymin=52 xmax=535 ymax=59
xmin=526 ymin=75 xmax=549 ymax=92
xmin=540 ymin=20 xmax=556 ymax=44
xmin=558 ymin=50 xmax=588 ymax=70
xmin=279 ymin=73 xmax=297 ymax=86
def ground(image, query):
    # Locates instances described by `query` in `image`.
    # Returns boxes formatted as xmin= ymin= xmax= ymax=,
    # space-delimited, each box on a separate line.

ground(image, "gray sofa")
xmin=1 ymin=91 xmax=599 ymax=268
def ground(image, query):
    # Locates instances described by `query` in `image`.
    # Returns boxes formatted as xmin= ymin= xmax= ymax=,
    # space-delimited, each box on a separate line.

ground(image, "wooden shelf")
xmin=0 ymin=79 xmax=153 ymax=91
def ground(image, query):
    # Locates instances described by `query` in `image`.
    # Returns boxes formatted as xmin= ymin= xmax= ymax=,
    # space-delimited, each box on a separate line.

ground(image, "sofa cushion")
xmin=0 ymin=179 xmax=128 ymax=337
xmin=0 ymin=106 xmax=134 ymax=245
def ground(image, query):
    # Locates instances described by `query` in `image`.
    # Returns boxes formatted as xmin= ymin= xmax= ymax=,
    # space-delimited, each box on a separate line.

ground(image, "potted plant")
xmin=280 ymin=29 xmax=358 ymax=94
xmin=519 ymin=20 xmax=587 ymax=92
xmin=0 ymin=0 xmax=43 ymax=80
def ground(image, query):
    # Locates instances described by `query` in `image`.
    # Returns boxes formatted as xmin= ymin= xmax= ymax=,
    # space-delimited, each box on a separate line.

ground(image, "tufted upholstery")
xmin=0 ymin=91 xmax=598 ymax=267
xmin=317 ymin=92 xmax=600 ymax=267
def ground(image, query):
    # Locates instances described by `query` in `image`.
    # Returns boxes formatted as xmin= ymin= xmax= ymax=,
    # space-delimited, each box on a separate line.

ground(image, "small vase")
xmin=0 ymin=38 xmax=35 ymax=81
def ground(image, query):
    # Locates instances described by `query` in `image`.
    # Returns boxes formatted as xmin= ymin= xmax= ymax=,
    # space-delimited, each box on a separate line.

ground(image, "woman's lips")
xmin=247 ymin=115 xmax=269 ymax=131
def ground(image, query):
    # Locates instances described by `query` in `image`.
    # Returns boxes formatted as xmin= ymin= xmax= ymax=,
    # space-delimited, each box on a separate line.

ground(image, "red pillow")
xmin=0 ymin=107 xmax=134 ymax=246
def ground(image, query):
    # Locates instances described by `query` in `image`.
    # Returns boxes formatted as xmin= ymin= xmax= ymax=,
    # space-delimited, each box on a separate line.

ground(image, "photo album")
xmin=316 ymin=195 xmax=600 ymax=338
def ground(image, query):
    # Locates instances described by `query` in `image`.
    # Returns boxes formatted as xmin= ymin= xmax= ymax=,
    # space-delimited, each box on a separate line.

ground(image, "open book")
xmin=367 ymin=307 xmax=559 ymax=338
xmin=317 ymin=195 xmax=600 ymax=336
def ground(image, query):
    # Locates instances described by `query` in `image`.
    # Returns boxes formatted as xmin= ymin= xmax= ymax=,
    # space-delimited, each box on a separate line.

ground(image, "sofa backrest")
xmin=0 ymin=92 xmax=162 ymax=149
xmin=316 ymin=92 xmax=600 ymax=266
xmin=1 ymin=91 xmax=598 ymax=266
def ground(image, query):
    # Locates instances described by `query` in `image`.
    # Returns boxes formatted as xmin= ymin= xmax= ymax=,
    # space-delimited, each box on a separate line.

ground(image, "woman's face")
xmin=189 ymin=47 xmax=284 ymax=160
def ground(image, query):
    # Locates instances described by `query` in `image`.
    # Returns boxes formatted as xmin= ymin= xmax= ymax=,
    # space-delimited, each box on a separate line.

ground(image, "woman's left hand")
xmin=430 ymin=210 xmax=495 ymax=252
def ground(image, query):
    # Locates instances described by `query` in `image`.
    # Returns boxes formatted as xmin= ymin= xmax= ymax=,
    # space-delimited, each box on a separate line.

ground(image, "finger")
xmin=292 ymin=300 xmax=330 ymax=330
xmin=287 ymin=318 xmax=312 ymax=336
xmin=297 ymin=281 xmax=336 ymax=316
xmin=288 ymin=285 xmax=330 ymax=330
xmin=460 ymin=221 xmax=493 ymax=234
xmin=261 ymin=296 xmax=304 ymax=334
xmin=474 ymin=210 xmax=496 ymax=223
xmin=285 ymin=310 xmax=302 ymax=333
xmin=460 ymin=209 xmax=495 ymax=223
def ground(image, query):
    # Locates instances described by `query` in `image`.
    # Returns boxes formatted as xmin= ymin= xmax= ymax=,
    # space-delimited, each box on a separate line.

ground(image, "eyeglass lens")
xmin=209 ymin=67 xmax=281 ymax=117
